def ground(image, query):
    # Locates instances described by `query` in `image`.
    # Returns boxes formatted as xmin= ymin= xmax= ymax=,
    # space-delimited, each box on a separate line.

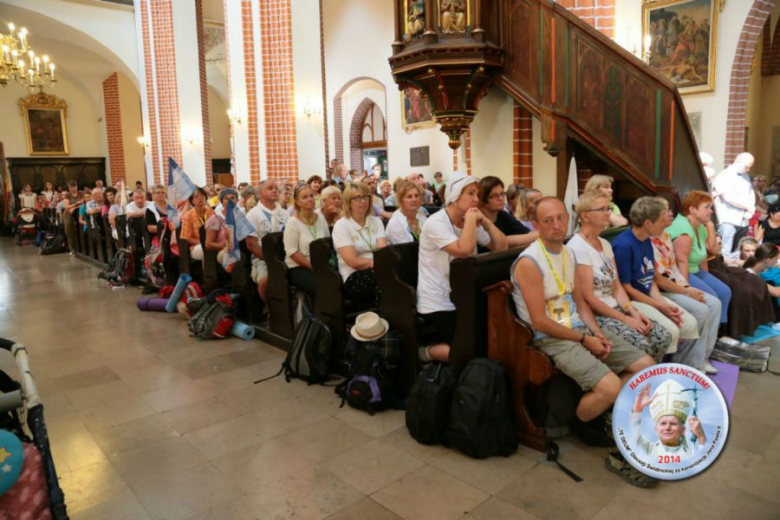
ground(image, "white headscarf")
xmin=444 ymin=171 xmax=479 ymax=206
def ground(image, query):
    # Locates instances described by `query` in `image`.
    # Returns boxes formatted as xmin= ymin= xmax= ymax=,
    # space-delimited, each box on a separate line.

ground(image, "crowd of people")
xmin=13 ymin=150 xmax=780 ymax=488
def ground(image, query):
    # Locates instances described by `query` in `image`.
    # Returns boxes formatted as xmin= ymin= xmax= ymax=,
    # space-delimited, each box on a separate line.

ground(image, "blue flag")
xmin=222 ymin=198 xmax=255 ymax=272
xmin=167 ymin=157 xmax=197 ymax=208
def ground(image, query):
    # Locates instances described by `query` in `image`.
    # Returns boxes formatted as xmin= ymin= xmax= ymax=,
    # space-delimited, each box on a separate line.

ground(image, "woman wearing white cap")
xmin=416 ymin=172 xmax=508 ymax=362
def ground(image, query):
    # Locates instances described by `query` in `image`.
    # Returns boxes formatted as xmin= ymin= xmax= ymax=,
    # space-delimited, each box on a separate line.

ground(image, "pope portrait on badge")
xmin=631 ymin=379 xmax=707 ymax=459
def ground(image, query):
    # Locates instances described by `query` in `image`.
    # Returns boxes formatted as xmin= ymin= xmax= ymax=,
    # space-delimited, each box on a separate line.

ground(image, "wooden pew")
xmin=102 ymin=214 xmax=116 ymax=260
xmin=262 ymin=232 xmax=295 ymax=341
xmin=448 ymin=247 xmax=525 ymax=369
xmin=115 ymin=215 xmax=128 ymax=251
xmin=310 ymin=237 xmax=376 ymax=372
xmin=485 ymin=280 xmax=554 ymax=452
xmin=375 ymin=242 xmax=425 ymax=395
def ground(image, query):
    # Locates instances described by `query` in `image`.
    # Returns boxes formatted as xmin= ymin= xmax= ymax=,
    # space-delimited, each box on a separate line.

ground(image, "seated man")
xmin=512 ymin=197 xmax=655 ymax=487
xmin=246 ymin=179 xmax=289 ymax=305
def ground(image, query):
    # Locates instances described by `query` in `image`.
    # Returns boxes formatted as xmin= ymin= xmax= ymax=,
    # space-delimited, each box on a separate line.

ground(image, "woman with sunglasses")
xmin=332 ymin=182 xmax=387 ymax=303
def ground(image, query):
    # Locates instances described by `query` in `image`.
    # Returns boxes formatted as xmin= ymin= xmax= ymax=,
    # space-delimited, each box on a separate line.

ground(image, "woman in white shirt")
xmin=19 ymin=185 xmax=37 ymax=210
xmin=386 ymin=180 xmax=426 ymax=245
xmin=568 ymin=192 xmax=672 ymax=362
xmin=332 ymin=182 xmax=387 ymax=303
xmin=284 ymin=184 xmax=331 ymax=297
xmin=417 ymin=171 xmax=508 ymax=362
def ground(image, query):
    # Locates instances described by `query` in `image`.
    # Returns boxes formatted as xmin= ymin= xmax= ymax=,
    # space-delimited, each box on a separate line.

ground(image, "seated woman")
xmin=651 ymin=198 xmax=722 ymax=374
xmin=316 ymin=185 xmax=343 ymax=228
xmin=514 ymin=188 xmax=542 ymax=230
xmin=42 ymin=182 xmax=55 ymax=205
xmin=19 ymin=185 xmax=36 ymax=210
xmin=284 ymin=184 xmax=331 ymax=297
xmin=145 ymin=184 xmax=169 ymax=235
xmin=667 ymin=191 xmax=731 ymax=326
xmin=332 ymin=182 xmax=388 ymax=303
xmin=612 ymin=197 xmax=706 ymax=371
xmin=583 ymin=175 xmax=628 ymax=228
xmin=569 ymin=192 xmax=672 ymax=362
xmin=417 ymin=172 xmax=508 ymax=362
xmin=743 ymin=243 xmax=780 ymax=297
xmin=378 ymin=179 xmax=393 ymax=203
xmin=179 ymin=187 xmax=214 ymax=261
xmin=479 ymin=176 xmax=537 ymax=247
xmin=307 ymin=175 xmax=323 ymax=208
xmin=204 ymin=188 xmax=239 ymax=264
xmin=724 ymin=237 xmax=759 ymax=267
xmin=755 ymin=203 xmax=780 ymax=247
xmin=385 ymin=180 xmax=426 ymax=245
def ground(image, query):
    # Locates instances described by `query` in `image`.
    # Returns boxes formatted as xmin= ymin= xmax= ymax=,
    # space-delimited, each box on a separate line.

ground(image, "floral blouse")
xmin=651 ymin=232 xmax=689 ymax=288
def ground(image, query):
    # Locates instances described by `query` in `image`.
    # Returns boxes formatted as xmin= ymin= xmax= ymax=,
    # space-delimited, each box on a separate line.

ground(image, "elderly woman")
xmin=584 ymin=175 xmax=628 ymax=228
xmin=205 ymin=188 xmax=238 ymax=263
xmin=332 ymin=183 xmax=387 ymax=303
xmin=651 ymin=198 xmax=722 ymax=374
xmin=284 ymin=183 xmax=331 ymax=297
xmin=417 ymin=171 xmax=508 ymax=362
xmin=515 ymin=188 xmax=542 ymax=230
xmin=667 ymin=191 xmax=731 ymax=326
xmin=145 ymin=184 xmax=169 ymax=235
xmin=612 ymin=197 xmax=706 ymax=371
xmin=479 ymin=176 xmax=537 ymax=248
xmin=316 ymin=185 xmax=343 ymax=227
xmin=569 ymin=192 xmax=672 ymax=362
xmin=755 ymin=202 xmax=780 ymax=247
xmin=239 ymin=185 xmax=257 ymax=215
xmin=179 ymin=187 xmax=214 ymax=261
xmin=385 ymin=180 xmax=427 ymax=245
xmin=378 ymin=179 xmax=393 ymax=202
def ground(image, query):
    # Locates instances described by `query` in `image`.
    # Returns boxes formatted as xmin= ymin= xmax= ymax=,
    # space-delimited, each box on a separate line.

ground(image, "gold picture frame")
xmin=18 ymin=92 xmax=69 ymax=156
xmin=643 ymin=0 xmax=718 ymax=94
xmin=400 ymin=87 xmax=437 ymax=132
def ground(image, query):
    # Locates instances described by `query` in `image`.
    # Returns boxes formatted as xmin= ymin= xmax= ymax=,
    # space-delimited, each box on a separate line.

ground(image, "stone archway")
xmin=724 ymin=0 xmax=776 ymax=165
xmin=349 ymin=98 xmax=387 ymax=170
xmin=333 ymin=77 xmax=386 ymax=164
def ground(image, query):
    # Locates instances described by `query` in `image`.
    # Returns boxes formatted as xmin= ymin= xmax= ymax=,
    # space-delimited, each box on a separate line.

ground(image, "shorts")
xmin=420 ymin=310 xmax=456 ymax=345
xmin=251 ymin=259 xmax=268 ymax=284
xmin=534 ymin=327 xmax=646 ymax=391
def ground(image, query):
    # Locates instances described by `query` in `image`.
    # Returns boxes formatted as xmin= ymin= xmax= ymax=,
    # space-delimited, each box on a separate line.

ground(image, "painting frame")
xmin=18 ymin=92 xmax=69 ymax=156
xmin=400 ymin=87 xmax=436 ymax=132
xmin=642 ymin=0 xmax=718 ymax=95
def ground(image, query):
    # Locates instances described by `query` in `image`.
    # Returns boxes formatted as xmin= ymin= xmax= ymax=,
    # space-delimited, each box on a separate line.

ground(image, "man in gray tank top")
xmin=512 ymin=197 xmax=657 ymax=487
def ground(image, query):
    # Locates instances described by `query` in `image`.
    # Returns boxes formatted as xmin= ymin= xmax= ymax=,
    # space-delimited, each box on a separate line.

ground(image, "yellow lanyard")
xmin=537 ymin=239 xmax=567 ymax=297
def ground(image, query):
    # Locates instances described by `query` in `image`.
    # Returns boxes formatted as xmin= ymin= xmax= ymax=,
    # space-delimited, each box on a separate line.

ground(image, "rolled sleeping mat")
xmin=166 ymin=273 xmax=193 ymax=312
xmin=231 ymin=320 xmax=256 ymax=340
xmin=137 ymin=297 xmax=170 ymax=312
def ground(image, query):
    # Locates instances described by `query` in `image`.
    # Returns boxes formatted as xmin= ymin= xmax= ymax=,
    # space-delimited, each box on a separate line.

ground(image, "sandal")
xmin=604 ymin=454 xmax=658 ymax=488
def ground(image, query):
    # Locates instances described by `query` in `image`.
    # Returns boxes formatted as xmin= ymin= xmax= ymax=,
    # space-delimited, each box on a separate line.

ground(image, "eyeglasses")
xmin=489 ymin=192 xmax=506 ymax=201
xmin=351 ymin=195 xmax=370 ymax=202
xmin=582 ymin=207 xmax=611 ymax=213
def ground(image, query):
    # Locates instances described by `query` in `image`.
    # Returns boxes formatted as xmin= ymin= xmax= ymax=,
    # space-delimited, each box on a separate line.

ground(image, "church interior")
xmin=0 ymin=0 xmax=779 ymax=518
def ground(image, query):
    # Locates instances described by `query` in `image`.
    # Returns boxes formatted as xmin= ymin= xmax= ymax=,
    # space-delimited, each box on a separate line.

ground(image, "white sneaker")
xmin=704 ymin=362 xmax=719 ymax=375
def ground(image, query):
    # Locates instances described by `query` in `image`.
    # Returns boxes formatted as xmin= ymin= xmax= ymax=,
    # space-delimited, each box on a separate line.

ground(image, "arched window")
xmin=361 ymin=103 xmax=387 ymax=149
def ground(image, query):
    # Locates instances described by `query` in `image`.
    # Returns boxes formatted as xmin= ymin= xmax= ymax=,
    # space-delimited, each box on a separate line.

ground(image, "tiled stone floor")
xmin=1 ymin=240 xmax=779 ymax=520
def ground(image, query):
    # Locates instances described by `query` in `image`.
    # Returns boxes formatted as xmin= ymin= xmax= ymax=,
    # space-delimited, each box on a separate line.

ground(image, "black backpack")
xmin=39 ymin=233 xmax=67 ymax=255
xmin=99 ymin=249 xmax=134 ymax=284
xmin=405 ymin=362 xmax=457 ymax=445
xmin=187 ymin=289 xmax=238 ymax=340
xmin=335 ymin=336 xmax=399 ymax=415
xmin=446 ymin=358 xmax=519 ymax=459
xmin=284 ymin=310 xmax=333 ymax=384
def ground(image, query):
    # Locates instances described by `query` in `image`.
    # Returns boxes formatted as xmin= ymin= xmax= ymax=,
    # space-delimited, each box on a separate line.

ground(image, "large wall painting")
xmin=643 ymin=0 xmax=718 ymax=94
xmin=18 ymin=92 xmax=69 ymax=156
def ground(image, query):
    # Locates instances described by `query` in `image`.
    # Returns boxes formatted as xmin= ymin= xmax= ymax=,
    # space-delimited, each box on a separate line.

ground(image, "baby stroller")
xmin=0 ymin=338 xmax=68 ymax=519
xmin=13 ymin=208 xmax=39 ymax=246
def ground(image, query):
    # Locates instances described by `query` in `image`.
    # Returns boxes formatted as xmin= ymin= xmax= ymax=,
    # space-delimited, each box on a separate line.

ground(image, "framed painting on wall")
xmin=643 ymin=0 xmax=718 ymax=94
xmin=401 ymin=87 xmax=436 ymax=132
xmin=18 ymin=92 xmax=69 ymax=156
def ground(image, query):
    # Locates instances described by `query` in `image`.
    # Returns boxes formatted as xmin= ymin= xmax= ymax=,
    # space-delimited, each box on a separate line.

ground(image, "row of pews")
xmin=44 ymin=206 xmax=559 ymax=453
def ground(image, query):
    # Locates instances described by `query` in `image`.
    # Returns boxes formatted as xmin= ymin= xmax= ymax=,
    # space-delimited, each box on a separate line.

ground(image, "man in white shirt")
xmin=246 ymin=179 xmax=289 ymax=305
xmin=712 ymin=152 xmax=755 ymax=255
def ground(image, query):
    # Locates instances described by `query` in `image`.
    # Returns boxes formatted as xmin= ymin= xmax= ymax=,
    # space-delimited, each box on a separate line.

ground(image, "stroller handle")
xmin=0 ymin=338 xmax=41 ymax=408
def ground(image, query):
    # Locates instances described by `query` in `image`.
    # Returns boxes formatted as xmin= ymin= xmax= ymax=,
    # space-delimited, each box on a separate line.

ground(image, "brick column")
xmin=103 ymin=73 xmax=125 ymax=186
xmin=259 ymin=0 xmax=298 ymax=180
xmin=514 ymin=102 xmax=533 ymax=187
xmin=724 ymin=0 xmax=774 ymax=165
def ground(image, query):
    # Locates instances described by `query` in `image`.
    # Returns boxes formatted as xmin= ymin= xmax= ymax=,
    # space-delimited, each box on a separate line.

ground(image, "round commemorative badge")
xmin=612 ymin=363 xmax=729 ymax=480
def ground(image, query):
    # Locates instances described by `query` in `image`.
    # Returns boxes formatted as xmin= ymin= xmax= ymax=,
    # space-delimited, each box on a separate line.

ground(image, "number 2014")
xmin=658 ymin=455 xmax=681 ymax=464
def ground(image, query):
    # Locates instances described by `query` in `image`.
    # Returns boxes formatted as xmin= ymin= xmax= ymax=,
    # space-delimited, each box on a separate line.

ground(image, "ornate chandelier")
xmin=0 ymin=23 xmax=57 ymax=91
